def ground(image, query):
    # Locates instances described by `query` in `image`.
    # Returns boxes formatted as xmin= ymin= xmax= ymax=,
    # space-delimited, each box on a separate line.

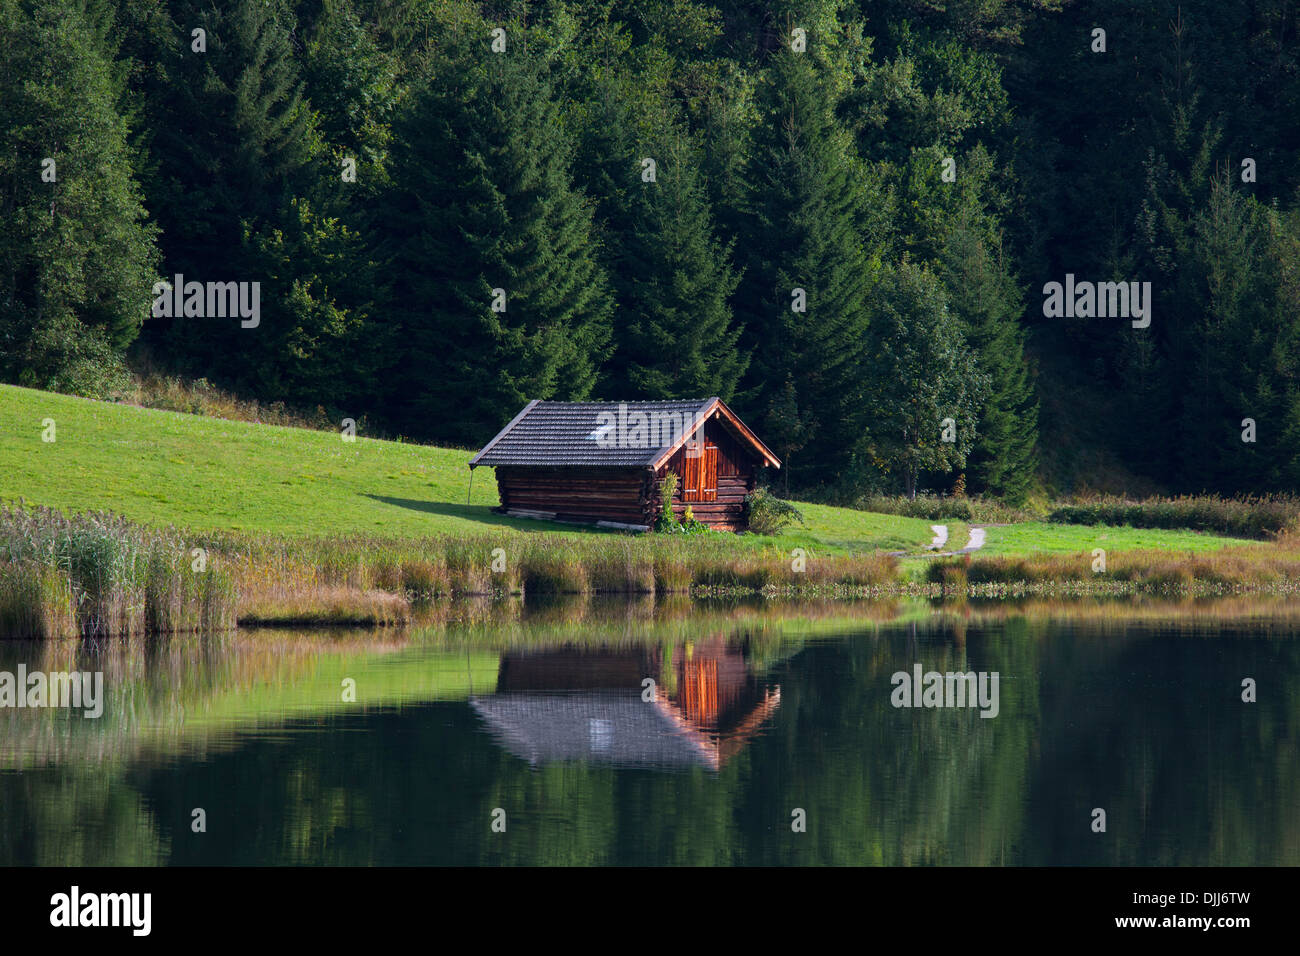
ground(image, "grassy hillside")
xmin=0 ymin=384 xmax=938 ymax=553
xmin=0 ymin=384 xmax=1263 ymax=557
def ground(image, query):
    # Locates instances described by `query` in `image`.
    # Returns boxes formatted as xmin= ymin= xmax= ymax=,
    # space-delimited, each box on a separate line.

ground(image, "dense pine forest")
xmin=3 ymin=0 xmax=1300 ymax=502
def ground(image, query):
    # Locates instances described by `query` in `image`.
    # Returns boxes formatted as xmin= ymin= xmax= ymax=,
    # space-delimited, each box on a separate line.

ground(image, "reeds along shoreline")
xmin=220 ymin=531 xmax=902 ymax=621
xmin=0 ymin=503 xmax=903 ymax=637
xmin=7 ymin=503 xmax=1300 ymax=638
xmin=923 ymin=540 xmax=1300 ymax=597
xmin=0 ymin=505 xmax=237 ymax=639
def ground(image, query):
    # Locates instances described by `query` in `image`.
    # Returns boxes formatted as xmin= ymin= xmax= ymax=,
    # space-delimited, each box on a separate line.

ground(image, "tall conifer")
xmin=379 ymin=41 xmax=613 ymax=444
xmin=735 ymin=50 xmax=879 ymax=487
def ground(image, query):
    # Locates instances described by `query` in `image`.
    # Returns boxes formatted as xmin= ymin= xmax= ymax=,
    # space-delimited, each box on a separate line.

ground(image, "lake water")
xmin=2 ymin=598 xmax=1296 ymax=865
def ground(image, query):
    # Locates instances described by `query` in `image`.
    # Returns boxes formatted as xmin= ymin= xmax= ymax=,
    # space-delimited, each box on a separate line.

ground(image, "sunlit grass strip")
xmin=236 ymin=585 xmax=412 ymax=627
xmin=924 ymin=538 xmax=1300 ymax=597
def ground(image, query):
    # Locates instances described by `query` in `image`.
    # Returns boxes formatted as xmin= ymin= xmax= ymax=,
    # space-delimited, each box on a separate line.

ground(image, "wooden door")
xmin=701 ymin=445 xmax=718 ymax=501
xmin=682 ymin=441 xmax=701 ymax=501
xmin=682 ymin=442 xmax=717 ymax=503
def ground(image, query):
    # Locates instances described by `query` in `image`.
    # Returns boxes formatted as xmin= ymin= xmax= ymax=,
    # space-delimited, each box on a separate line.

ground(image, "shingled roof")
xmin=468 ymin=397 xmax=780 ymax=469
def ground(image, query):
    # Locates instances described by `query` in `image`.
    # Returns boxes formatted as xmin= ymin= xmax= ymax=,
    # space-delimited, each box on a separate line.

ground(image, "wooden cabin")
xmin=468 ymin=398 xmax=780 ymax=532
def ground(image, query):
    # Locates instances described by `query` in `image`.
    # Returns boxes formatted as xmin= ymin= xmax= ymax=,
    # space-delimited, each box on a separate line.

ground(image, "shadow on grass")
xmin=363 ymin=495 xmax=605 ymax=534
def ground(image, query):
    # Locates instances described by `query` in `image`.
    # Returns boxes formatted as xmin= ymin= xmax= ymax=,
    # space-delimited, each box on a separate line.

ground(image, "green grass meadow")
xmin=0 ymin=383 xmax=1263 ymax=559
xmin=0 ymin=383 xmax=943 ymax=553
xmin=975 ymin=521 xmax=1257 ymax=556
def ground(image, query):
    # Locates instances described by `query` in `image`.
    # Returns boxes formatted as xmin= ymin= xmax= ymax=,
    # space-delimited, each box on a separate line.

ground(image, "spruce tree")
xmin=867 ymin=260 xmax=989 ymax=498
xmin=563 ymin=37 xmax=747 ymax=402
xmin=605 ymin=125 xmax=746 ymax=401
xmin=570 ymin=71 xmax=640 ymax=255
xmin=379 ymin=41 xmax=613 ymax=445
xmin=1170 ymin=175 xmax=1292 ymax=492
xmin=941 ymin=219 xmax=1038 ymax=502
xmin=300 ymin=0 xmax=397 ymax=169
xmin=245 ymin=197 xmax=376 ymax=410
xmin=142 ymin=0 xmax=317 ymax=377
xmin=735 ymin=50 xmax=880 ymax=489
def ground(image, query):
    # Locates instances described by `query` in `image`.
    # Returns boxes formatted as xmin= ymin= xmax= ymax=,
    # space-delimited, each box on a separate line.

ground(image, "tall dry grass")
xmin=112 ymin=366 xmax=347 ymax=433
xmin=0 ymin=503 xmax=237 ymax=638
xmin=205 ymin=524 xmax=902 ymax=619
xmin=925 ymin=538 xmax=1300 ymax=597
xmin=12 ymin=501 xmax=1300 ymax=638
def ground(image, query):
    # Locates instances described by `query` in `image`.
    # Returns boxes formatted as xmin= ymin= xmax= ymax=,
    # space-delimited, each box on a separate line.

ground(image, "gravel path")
xmin=891 ymin=524 xmax=989 ymax=558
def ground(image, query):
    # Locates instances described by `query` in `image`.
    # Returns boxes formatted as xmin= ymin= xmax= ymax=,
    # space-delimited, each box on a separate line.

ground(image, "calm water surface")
xmin=2 ymin=600 xmax=1296 ymax=865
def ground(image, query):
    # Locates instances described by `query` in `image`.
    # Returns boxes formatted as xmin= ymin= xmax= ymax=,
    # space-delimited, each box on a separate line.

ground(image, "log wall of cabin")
xmin=651 ymin=418 xmax=758 ymax=531
xmin=494 ymin=465 xmax=651 ymax=525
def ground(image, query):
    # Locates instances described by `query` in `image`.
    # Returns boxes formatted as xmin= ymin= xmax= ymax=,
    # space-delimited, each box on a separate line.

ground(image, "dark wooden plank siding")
xmin=495 ymin=465 xmax=651 ymax=524
xmin=714 ymin=424 xmax=749 ymax=477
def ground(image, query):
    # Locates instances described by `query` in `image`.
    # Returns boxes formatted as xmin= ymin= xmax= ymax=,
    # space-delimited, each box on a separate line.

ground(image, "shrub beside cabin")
xmin=469 ymin=398 xmax=781 ymax=532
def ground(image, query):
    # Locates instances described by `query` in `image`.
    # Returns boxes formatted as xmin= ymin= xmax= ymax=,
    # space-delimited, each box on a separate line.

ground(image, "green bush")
xmin=744 ymin=489 xmax=805 ymax=535
xmin=925 ymin=557 xmax=969 ymax=589
xmin=654 ymin=472 xmax=679 ymax=532
xmin=12 ymin=313 xmax=132 ymax=400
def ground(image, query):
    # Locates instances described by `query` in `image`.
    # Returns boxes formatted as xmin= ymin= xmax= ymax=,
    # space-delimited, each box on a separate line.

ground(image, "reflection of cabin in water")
xmin=469 ymin=641 xmax=781 ymax=771
xmin=468 ymin=398 xmax=781 ymax=532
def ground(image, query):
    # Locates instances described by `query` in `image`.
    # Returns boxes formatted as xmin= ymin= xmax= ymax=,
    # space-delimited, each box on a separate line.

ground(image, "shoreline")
xmin=6 ymin=500 xmax=1300 ymax=637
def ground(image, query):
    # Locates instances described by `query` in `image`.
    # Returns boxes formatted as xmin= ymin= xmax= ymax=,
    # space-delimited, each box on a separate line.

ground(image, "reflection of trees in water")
xmin=0 ymin=629 xmax=413 ymax=768
xmin=1022 ymin=623 xmax=1300 ymax=865
xmin=473 ymin=620 xmax=1299 ymax=866
xmin=718 ymin=621 xmax=1041 ymax=866
xmin=2 ymin=612 xmax=1298 ymax=865
xmin=0 ymin=769 xmax=166 ymax=865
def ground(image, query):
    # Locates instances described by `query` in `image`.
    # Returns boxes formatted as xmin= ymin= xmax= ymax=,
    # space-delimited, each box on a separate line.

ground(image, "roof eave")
xmin=469 ymin=398 xmax=541 ymax=468
xmin=646 ymin=398 xmax=782 ymax=471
